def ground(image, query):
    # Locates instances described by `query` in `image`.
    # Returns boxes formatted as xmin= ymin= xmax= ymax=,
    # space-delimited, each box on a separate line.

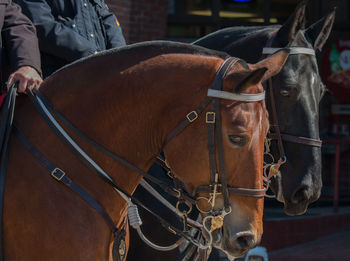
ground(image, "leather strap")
xmin=210 ymin=57 xmax=239 ymax=209
xmin=268 ymin=133 xmax=322 ymax=147
xmin=193 ymin=57 xmax=267 ymax=208
xmin=162 ymin=97 xmax=212 ymax=148
xmin=0 ymin=83 xmax=18 ymax=261
xmin=13 ymin=125 xmax=129 ymax=261
xmin=34 ymin=90 xmax=196 ymax=205
xmin=12 ymin=125 xmax=119 ymax=233
xmin=26 ymin=90 xmax=198 ymax=242
xmin=28 ymin=91 xmax=212 ymax=246
xmin=267 ymin=78 xmax=286 ymax=159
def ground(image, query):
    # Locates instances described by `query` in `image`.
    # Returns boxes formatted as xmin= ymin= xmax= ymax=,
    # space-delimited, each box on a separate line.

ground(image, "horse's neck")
xmin=40 ymin=54 xmax=220 ymax=187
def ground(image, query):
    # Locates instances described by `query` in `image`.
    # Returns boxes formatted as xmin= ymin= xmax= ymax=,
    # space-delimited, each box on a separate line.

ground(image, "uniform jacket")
xmin=14 ymin=0 xmax=126 ymax=77
xmin=0 ymin=0 xmax=41 ymax=86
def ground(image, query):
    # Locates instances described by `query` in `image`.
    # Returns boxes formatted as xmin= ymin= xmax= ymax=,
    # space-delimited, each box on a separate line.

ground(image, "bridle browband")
xmin=262 ymin=47 xmax=316 ymax=56
xmin=261 ymin=37 xmax=322 ymax=174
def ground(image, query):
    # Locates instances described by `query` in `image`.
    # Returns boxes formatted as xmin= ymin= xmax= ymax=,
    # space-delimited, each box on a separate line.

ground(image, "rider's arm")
xmin=3 ymin=2 xmax=42 ymax=93
xmin=3 ymin=1 xmax=41 ymax=76
xmin=97 ymin=3 xmax=126 ymax=48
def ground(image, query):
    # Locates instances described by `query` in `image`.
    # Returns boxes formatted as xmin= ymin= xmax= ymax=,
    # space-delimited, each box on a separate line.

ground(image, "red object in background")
xmin=0 ymin=93 xmax=5 ymax=107
xmin=322 ymin=39 xmax=350 ymax=102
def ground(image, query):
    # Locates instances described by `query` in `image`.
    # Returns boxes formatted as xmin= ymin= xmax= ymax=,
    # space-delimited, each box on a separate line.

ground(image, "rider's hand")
xmin=7 ymin=66 xmax=42 ymax=93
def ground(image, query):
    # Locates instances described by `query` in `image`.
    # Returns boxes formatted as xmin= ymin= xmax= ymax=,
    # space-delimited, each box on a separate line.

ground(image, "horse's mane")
xmin=53 ymin=41 xmax=231 ymax=76
xmin=192 ymin=25 xmax=281 ymax=50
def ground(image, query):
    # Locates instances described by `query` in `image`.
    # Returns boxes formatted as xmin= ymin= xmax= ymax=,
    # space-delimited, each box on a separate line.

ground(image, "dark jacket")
xmin=14 ymin=0 xmax=126 ymax=77
xmin=0 ymin=0 xmax=41 ymax=86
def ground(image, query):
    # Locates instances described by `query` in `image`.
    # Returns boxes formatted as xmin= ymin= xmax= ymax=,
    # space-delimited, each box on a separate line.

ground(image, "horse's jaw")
xmin=269 ymin=171 xmax=321 ymax=216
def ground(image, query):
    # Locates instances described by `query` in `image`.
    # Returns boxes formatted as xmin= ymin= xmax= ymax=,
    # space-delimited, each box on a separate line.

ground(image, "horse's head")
xmin=163 ymin=50 xmax=288 ymax=258
xmin=267 ymin=5 xmax=336 ymax=215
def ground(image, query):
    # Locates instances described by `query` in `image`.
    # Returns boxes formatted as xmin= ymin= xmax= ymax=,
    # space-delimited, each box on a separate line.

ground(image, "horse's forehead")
xmin=224 ymin=103 xmax=262 ymax=130
xmin=292 ymin=30 xmax=313 ymax=47
xmin=278 ymin=41 xmax=319 ymax=83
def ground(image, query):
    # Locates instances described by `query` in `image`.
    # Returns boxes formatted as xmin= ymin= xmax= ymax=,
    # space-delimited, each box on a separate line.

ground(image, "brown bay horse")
xmin=4 ymin=42 xmax=287 ymax=260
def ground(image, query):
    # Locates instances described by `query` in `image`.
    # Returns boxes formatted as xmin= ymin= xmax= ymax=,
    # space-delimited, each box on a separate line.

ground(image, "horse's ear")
xmin=251 ymin=49 xmax=290 ymax=82
xmin=305 ymin=8 xmax=336 ymax=51
xmin=234 ymin=68 xmax=268 ymax=93
xmin=274 ymin=0 xmax=308 ymax=46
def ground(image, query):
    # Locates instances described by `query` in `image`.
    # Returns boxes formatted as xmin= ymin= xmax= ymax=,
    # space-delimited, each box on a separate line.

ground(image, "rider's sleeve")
xmin=14 ymin=0 xmax=97 ymax=62
xmin=3 ymin=1 xmax=41 ymax=75
xmin=97 ymin=3 xmax=126 ymax=48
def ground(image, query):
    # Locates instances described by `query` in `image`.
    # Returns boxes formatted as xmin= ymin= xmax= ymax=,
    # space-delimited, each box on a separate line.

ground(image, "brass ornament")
xmin=210 ymin=215 xmax=224 ymax=231
xmin=119 ymin=239 xmax=126 ymax=259
xmin=268 ymin=164 xmax=279 ymax=178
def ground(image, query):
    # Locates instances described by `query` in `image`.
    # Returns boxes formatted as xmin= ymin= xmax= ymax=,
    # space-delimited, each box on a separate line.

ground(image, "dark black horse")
xmin=193 ymin=2 xmax=335 ymax=216
xmin=127 ymin=2 xmax=335 ymax=261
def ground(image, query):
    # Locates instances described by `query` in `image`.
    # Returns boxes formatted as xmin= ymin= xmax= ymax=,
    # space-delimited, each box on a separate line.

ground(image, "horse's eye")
xmin=228 ymin=135 xmax=246 ymax=146
xmin=280 ymin=90 xmax=290 ymax=97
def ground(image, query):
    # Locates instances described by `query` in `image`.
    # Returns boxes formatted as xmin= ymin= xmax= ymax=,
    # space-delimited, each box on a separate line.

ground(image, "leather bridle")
xmin=163 ymin=57 xmax=267 ymax=218
xmin=261 ymin=41 xmax=323 ymax=176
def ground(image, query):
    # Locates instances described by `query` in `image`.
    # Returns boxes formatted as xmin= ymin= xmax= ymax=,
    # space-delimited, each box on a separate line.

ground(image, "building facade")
xmin=105 ymin=0 xmax=169 ymax=43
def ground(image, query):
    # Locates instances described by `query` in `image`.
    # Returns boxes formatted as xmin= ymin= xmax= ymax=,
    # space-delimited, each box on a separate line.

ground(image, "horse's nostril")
xmin=235 ymin=233 xmax=256 ymax=250
xmin=292 ymin=186 xmax=310 ymax=204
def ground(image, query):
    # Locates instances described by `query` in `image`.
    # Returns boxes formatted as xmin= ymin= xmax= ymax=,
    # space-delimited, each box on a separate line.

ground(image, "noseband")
xmin=261 ymin=43 xmax=323 ymax=172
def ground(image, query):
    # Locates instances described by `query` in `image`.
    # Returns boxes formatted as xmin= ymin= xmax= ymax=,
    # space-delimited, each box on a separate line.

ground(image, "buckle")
xmin=51 ymin=168 xmax=65 ymax=181
xmin=206 ymin=112 xmax=216 ymax=123
xmin=186 ymin=111 xmax=198 ymax=122
xmin=173 ymin=188 xmax=181 ymax=198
